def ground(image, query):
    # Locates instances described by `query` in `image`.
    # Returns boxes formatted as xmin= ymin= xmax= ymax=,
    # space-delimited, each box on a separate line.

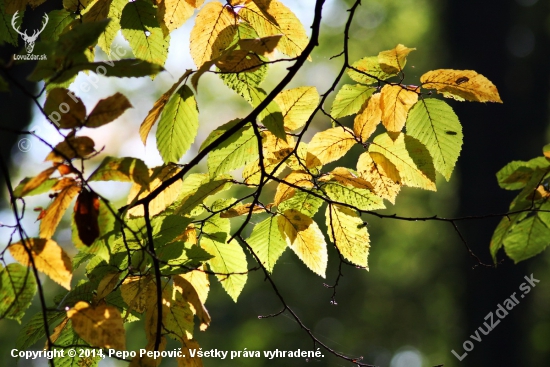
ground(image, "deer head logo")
xmin=11 ymin=11 xmax=48 ymax=54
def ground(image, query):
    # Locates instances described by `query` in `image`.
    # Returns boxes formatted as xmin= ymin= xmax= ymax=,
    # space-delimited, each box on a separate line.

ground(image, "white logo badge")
xmin=11 ymin=11 xmax=48 ymax=54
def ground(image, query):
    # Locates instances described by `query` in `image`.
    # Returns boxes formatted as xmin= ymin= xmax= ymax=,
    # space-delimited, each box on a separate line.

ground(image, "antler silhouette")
xmin=11 ymin=11 xmax=48 ymax=53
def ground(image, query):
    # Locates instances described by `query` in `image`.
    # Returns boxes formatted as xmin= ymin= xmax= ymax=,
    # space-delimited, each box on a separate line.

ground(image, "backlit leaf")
xmin=321 ymin=180 xmax=385 ymax=211
xmin=216 ymin=50 xmax=264 ymax=73
xmin=0 ymin=263 xmax=36 ymax=323
xmin=380 ymin=84 xmax=418 ymax=132
xmin=420 ymin=69 xmax=502 ymax=103
xmin=176 ymin=175 xmax=232 ymax=216
xmin=67 ymin=301 xmax=126 ymax=349
xmin=239 ymin=0 xmax=309 ymax=58
xmin=277 ymin=210 xmax=327 ymax=277
xmin=39 ymin=184 xmax=81 ymax=239
xmin=173 ymin=276 xmax=211 ymax=331
xmin=86 ymin=92 xmax=132 ymax=128
xmin=207 ymin=124 xmax=258 ymax=177
xmin=158 ymin=0 xmax=203 ymax=36
xmin=189 ymin=1 xmax=237 ymax=68
xmin=13 ymin=167 xmax=56 ymax=198
xmin=9 ymin=238 xmax=73 ymax=290
xmin=406 ymin=98 xmax=463 ymax=180
xmin=326 ymin=205 xmax=370 ymax=269
xmin=306 ymin=127 xmax=356 ymax=167
xmin=348 ymin=56 xmax=396 ymax=85
xmin=140 ymin=71 xmax=191 ymax=145
xmin=274 ymin=171 xmax=314 ymax=206
xmin=357 ymin=152 xmax=401 ymax=204
xmin=121 ymin=0 xmax=169 ymax=67
xmin=88 ymin=156 xmax=149 ymax=187
xmin=238 ymin=34 xmax=281 ymax=56
xmin=201 ymin=216 xmax=247 ymax=302
xmin=247 ymin=216 xmax=287 ymax=273
xmin=275 ymin=86 xmax=319 ymax=131
xmin=156 ymin=85 xmax=199 ymax=164
xmin=503 ymin=213 xmax=550 ymax=263
xmin=96 ymin=0 xmax=126 ymax=53
xmin=369 ymin=132 xmax=436 ymax=191
xmin=354 ymin=93 xmax=382 ymax=143
xmin=178 ymin=266 xmax=209 ymax=304
xmin=331 ymin=84 xmax=375 ymax=119
xmin=378 ymin=44 xmax=415 ymax=74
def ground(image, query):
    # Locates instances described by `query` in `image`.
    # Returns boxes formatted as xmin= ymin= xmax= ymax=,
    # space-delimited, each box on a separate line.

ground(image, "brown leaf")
xmin=216 ymin=50 xmax=264 ymax=72
xmin=73 ymin=189 xmax=100 ymax=246
xmin=39 ymin=184 xmax=81 ymax=239
xmin=17 ymin=167 xmax=56 ymax=197
xmin=86 ymin=92 xmax=133 ymax=128
xmin=9 ymin=238 xmax=73 ymax=289
xmin=44 ymin=88 xmax=86 ymax=129
xmin=67 ymin=301 xmax=126 ymax=350
xmin=45 ymin=136 xmax=95 ymax=163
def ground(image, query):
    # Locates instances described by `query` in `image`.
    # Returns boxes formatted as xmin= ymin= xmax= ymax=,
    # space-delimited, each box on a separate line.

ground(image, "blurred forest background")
xmin=1 ymin=0 xmax=550 ymax=366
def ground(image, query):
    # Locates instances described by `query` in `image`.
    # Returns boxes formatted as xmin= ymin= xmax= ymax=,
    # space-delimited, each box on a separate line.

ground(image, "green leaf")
xmin=0 ymin=263 xmax=37 ymax=323
xmin=13 ymin=178 xmax=58 ymax=198
xmin=89 ymin=156 xmax=149 ymax=187
xmin=52 ymin=320 xmax=102 ymax=367
xmin=56 ymin=19 xmax=109 ymax=59
xmin=207 ymin=124 xmax=258 ymax=177
xmin=407 ymin=98 xmax=463 ymax=180
xmin=369 ymin=132 xmax=436 ymax=191
xmin=60 ymin=59 xmax=164 ymax=81
xmin=201 ymin=216 xmax=247 ymax=302
xmin=158 ymin=241 xmax=213 ymax=274
xmin=247 ymin=216 xmax=287 ymax=273
xmin=347 ymin=56 xmax=396 ymax=85
xmin=16 ymin=311 xmax=66 ymax=350
xmin=331 ymin=84 xmax=375 ymax=119
xmin=200 ymin=119 xmax=242 ymax=152
xmin=0 ymin=3 xmax=20 ymax=46
xmin=503 ymin=212 xmax=550 ymax=263
xmin=321 ymin=181 xmax=385 ymax=211
xmin=152 ymin=215 xmax=191 ymax=246
xmin=156 ymin=85 xmax=199 ymax=164
xmin=121 ymin=0 xmax=169 ymax=67
xmin=41 ymin=10 xmax=74 ymax=42
xmin=97 ymin=0 xmax=126 ymax=54
xmin=252 ymin=87 xmax=286 ymax=139
xmin=496 ymin=158 xmax=550 ymax=190
xmin=277 ymin=189 xmax=324 ymax=217
xmin=326 ymin=205 xmax=370 ymax=268
xmin=175 ymin=175 xmax=232 ymax=216
xmin=219 ymin=64 xmax=268 ymax=102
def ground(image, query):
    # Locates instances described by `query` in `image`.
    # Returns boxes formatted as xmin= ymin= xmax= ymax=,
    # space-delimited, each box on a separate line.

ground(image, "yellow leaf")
xmin=277 ymin=210 xmax=327 ymax=277
xmin=274 ymin=86 xmax=319 ymax=131
xmin=39 ymin=185 xmax=81 ymax=239
xmin=274 ymin=171 xmax=314 ymax=205
xmin=320 ymin=167 xmax=374 ymax=190
xmin=262 ymin=131 xmax=294 ymax=163
xmin=162 ymin=288 xmax=194 ymax=340
xmin=238 ymin=34 xmax=282 ymax=56
xmin=49 ymin=318 xmax=69 ymax=345
xmin=242 ymin=158 xmax=284 ymax=185
xmin=326 ymin=205 xmax=370 ymax=269
xmin=173 ymin=276 xmax=211 ymax=331
xmin=121 ymin=275 xmax=154 ymax=314
xmin=17 ymin=167 xmax=57 ymax=197
xmin=189 ymin=1 xmax=238 ymax=68
xmin=306 ymin=127 xmax=356 ymax=167
xmin=179 ymin=267 xmax=209 ymax=304
xmin=220 ymin=203 xmax=267 ymax=218
xmin=9 ymin=238 xmax=72 ymax=290
xmin=67 ymin=301 xmax=126 ymax=349
xmin=239 ymin=0 xmax=309 ymax=58
xmin=139 ymin=70 xmax=192 ymax=145
xmin=96 ymin=272 xmax=120 ymax=300
xmin=127 ymin=165 xmax=182 ymax=217
xmin=178 ymin=337 xmax=204 ymax=367
xmin=420 ymin=69 xmax=502 ymax=103
xmin=354 ymin=93 xmax=382 ymax=143
xmin=378 ymin=44 xmax=415 ymax=73
xmin=357 ymin=152 xmax=401 ymax=204
xmin=380 ymin=85 xmax=418 ymax=133
xmin=45 ymin=136 xmax=95 ymax=163
xmin=216 ymin=50 xmax=264 ymax=72
xmin=369 ymin=133 xmax=436 ymax=191
xmin=158 ymin=0 xmax=204 ymax=36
